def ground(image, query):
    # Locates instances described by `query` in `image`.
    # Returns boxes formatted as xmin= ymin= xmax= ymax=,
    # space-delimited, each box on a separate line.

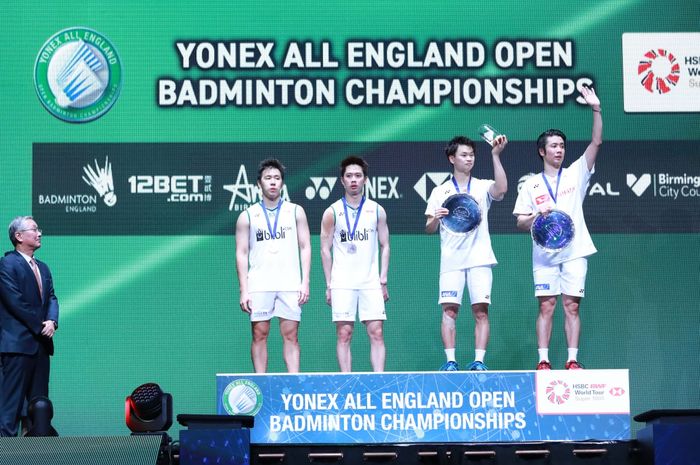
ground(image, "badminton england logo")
xmin=34 ymin=27 xmax=122 ymax=123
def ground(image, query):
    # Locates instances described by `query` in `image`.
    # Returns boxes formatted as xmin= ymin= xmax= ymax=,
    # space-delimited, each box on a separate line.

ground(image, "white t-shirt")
xmin=425 ymin=177 xmax=498 ymax=273
xmin=513 ymin=155 xmax=597 ymax=270
xmin=246 ymin=201 xmax=301 ymax=292
xmin=329 ymin=198 xmax=381 ymax=290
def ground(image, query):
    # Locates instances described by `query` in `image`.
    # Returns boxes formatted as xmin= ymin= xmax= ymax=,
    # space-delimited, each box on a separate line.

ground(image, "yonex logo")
xmin=306 ymin=177 xmax=337 ymax=200
xmin=638 ymin=49 xmax=680 ymax=94
xmin=626 ymin=173 xmax=652 ymax=197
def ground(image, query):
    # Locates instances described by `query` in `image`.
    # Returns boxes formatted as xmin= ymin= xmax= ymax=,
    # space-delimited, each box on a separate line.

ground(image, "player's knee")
xmin=473 ymin=310 xmax=489 ymax=323
xmin=538 ymin=297 xmax=556 ymax=316
xmin=442 ymin=310 xmax=458 ymax=326
xmin=563 ymin=301 xmax=580 ymax=316
xmin=368 ymin=325 xmax=383 ymax=341
xmin=252 ymin=325 xmax=270 ymax=341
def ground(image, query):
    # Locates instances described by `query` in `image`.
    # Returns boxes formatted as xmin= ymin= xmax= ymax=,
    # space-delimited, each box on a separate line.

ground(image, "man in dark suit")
xmin=0 ymin=216 xmax=59 ymax=436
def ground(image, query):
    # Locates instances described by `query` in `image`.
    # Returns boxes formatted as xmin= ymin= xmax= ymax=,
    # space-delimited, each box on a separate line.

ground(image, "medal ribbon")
xmin=451 ymin=175 xmax=472 ymax=194
xmin=541 ymin=168 xmax=563 ymax=204
xmin=342 ymin=196 xmax=365 ymax=242
xmin=261 ymin=199 xmax=283 ymax=239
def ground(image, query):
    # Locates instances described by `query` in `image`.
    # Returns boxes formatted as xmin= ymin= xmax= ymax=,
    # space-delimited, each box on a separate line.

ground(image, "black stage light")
xmin=24 ymin=396 xmax=59 ymax=436
xmin=125 ymin=383 xmax=173 ymax=433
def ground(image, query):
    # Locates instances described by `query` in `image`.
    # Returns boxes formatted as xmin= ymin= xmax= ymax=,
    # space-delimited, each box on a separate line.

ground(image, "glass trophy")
xmin=440 ymin=194 xmax=482 ymax=235
xmin=531 ymin=209 xmax=575 ymax=251
xmin=478 ymin=124 xmax=502 ymax=146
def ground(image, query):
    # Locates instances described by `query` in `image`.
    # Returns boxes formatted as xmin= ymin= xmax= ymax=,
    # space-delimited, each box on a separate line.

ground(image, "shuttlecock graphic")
xmin=83 ymin=157 xmax=117 ymax=206
xmin=227 ymin=384 xmax=257 ymax=414
xmin=53 ymin=40 xmax=105 ymax=108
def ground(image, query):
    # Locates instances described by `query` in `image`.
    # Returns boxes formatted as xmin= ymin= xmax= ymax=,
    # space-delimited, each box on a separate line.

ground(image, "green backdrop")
xmin=1 ymin=0 xmax=698 ymax=437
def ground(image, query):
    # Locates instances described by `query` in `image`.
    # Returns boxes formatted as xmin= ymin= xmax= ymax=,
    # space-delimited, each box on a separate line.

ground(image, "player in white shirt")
xmin=235 ymin=159 xmax=311 ymax=373
xmin=512 ymin=86 xmax=602 ymax=370
xmin=321 ymin=156 xmax=390 ymax=372
xmin=426 ymin=135 xmax=508 ymax=371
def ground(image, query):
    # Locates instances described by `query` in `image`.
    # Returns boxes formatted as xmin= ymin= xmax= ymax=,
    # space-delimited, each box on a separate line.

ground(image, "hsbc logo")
xmin=627 ymin=173 xmax=652 ymax=196
xmin=414 ymin=172 xmax=451 ymax=202
xmin=306 ymin=176 xmax=401 ymax=200
xmin=609 ymin=387 xmax=626 ymax=397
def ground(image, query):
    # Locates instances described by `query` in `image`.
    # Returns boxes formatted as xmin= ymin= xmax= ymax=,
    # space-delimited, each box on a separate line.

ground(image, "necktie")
xmin=30 ymin=258 xmax=43 ymax=298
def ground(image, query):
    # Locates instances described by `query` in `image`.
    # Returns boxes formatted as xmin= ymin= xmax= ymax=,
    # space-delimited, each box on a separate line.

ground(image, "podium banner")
xmin=216 ymin=370 xmax=630 ymax=444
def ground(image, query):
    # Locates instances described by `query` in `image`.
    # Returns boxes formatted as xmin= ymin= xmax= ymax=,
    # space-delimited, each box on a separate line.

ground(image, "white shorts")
xmin=249 ymin=291 xmax=302 ymax=322
xmin=331 ymin=288 xmax=386 ymax=322
xmin=533 ymin=258 xmax=588 ymax=297
xmin=438 ymin=266 xmax=493 ymax=306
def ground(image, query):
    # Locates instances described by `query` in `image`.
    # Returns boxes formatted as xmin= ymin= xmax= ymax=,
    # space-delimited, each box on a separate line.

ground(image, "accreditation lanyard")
xmin=541 ymin=168 xmax=563 ymax=204
xmin=452 ymin=175 xmax=472 ymax=194
xmin=342 ymin=196 xmax=366 ymax=241
xmin=261 ymin=199 xmax=283 ymax=238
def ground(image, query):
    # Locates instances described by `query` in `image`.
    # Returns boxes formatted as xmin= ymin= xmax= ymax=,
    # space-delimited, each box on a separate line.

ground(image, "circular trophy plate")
xmin=531 ymin=209 xmax=575 ymax=251
xmin=440 ymin=194 xmax=482 ymax=235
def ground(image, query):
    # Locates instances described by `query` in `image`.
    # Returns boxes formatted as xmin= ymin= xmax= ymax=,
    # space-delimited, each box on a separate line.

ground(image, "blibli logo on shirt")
xmin=255 ymin=229 xmax=286 ymax=242
xmin=441 ymin=291 xmax=458 ymax=297
xmin=535 ymin=284 xmax=550 ymax=291
xmin=339 ymin=228 xmax=370 ymax=243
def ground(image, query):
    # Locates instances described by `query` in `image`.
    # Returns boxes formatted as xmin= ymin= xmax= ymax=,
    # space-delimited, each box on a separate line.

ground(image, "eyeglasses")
xmin=20 ymin=228 xmax=42 ymax=234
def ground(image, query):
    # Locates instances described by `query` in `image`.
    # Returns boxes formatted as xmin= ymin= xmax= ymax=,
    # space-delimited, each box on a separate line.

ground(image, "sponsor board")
xmin=622 ymin=33 xmax=700 ymax=112
xmin=33 ymin=141 xmax=699 ymax=235
xmin=535 ymin=369 xmax=630 ymax=415
xmin=216 ymin=371 xmax=630 ymax=444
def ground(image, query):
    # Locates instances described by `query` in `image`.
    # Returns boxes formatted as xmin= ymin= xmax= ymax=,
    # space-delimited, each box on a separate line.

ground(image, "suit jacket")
xmin=0 ymin=250 xmax=59 ymax=356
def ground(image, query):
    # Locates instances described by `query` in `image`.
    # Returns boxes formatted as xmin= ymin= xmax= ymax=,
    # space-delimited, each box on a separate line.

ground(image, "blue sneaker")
xmin=440 ymin=361 xmax=459 ymax=371
xmin=466 ymin=361 xmax=488 ymax=371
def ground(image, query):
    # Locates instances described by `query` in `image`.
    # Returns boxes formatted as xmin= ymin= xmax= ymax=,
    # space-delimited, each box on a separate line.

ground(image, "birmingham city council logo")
xmin=34 ymin=27 xmax=122 ymax=123
xmin=222 ymin=379 xmax=263 ymax=416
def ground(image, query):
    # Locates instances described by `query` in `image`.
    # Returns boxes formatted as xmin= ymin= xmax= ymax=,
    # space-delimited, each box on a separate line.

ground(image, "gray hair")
xmin=8 ymin=216 xmax=34 ymax=246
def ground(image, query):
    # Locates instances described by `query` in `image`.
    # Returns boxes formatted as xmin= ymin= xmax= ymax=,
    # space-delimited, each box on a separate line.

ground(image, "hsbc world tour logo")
xmin=34 ymin=27 xmax=122 ymax=122
xmin=637 ymin=48 xmax=680 ymax=94
xmin=546 ymin=380 xmax=571 ymax=405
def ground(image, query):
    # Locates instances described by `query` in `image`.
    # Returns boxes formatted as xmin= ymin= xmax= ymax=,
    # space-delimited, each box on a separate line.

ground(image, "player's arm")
xmin=580 ymin=85 xmax=603 ymax=171
xmin=488 ymin=135 xmax=508 ymax=201
xmin=235 ymin=212 xmax=252 ymax=313
xmin=320 ymin=207 xmax=335 ymax=306
xmin=296 ymin=206 xmax=311 ymax=305
xmin=425 ymin=191 xmax=447 ymax=234
xmin=377 ymin=206 xmax=390 ymax=301
xmin=513 ymin=186 xmax=538 ymax=232
xmin=516 ymin=213 xmax=537 ymax=232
